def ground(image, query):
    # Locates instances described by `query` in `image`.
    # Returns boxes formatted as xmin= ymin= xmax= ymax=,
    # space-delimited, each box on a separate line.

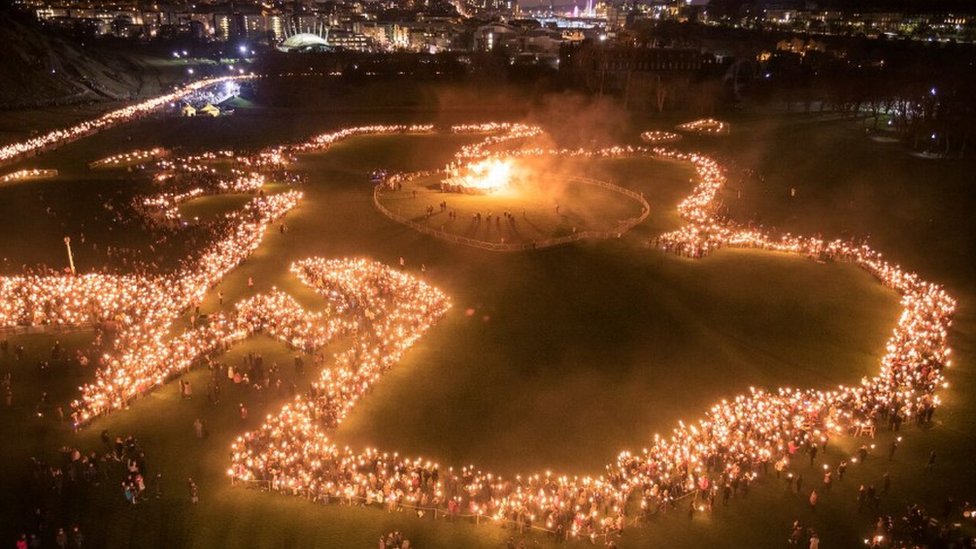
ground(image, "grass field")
xmin=178 ymin=194 xmax=256 ymax=223
xmin=0 ymin=107 xmax=974 ymax=548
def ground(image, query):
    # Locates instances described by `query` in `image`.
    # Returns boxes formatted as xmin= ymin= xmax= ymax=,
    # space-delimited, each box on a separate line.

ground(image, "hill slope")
xmin=0 ymin=13 xmax=170 ymax=109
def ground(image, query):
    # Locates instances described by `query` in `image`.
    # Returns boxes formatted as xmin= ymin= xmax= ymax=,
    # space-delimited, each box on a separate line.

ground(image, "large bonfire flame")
xmin=450 ymin=158 xmax=513 ymax=193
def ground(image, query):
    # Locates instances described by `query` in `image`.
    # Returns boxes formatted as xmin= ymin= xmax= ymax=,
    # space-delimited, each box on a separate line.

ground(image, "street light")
xmin=63 ymin=236 xmax=76 ymax=275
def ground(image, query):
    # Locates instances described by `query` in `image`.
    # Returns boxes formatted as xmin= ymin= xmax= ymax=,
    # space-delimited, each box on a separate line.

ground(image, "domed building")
xmin=277 ymin=32 xmax=332 ymax=53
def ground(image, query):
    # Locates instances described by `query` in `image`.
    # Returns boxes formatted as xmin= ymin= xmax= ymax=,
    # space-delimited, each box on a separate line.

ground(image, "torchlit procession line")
xmin=675 ymin=118 xmax=731 ymax=136
xmin=89 ymin=148 xmax=168 ymax=169
xmin=0 ymin=124 xmax=450 ymax=426
xmin=73 ymin=190 xmax=303 ymax=424
xmin=0 ymin=121 xmax=955 ymax=542
xmin=222 ymin=124 xmax=955 ymax=542
xmin=0 ymin=168 xmax=58 ymax=184
xmin=0 ymin=189 xmax=303 ymax=424
xmin=0 ymin=76 xmax=255 ymax=167
xmin=291 ymin=124 xmax=435 ymax=153
xmin=640 ymin=131 xmax=682 ymax=144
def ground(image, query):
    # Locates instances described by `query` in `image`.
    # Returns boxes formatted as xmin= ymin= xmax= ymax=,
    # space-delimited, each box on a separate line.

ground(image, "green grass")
xmin=0 ymin=109 xmax=974 ymax=548
xmin=178 ymin=194 xmax=256 ymax=223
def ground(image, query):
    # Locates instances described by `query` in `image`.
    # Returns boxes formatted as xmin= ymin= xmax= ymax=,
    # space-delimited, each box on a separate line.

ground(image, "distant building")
xmin=474 ymin=22 xmax=518 ymax=51
xmin=562 ymin=43 xmax=703 ymax=109
xmin=328 ymin=29 xmax=372 ymax=51
xmin=277 ymin=32 xmax=332 ymax=52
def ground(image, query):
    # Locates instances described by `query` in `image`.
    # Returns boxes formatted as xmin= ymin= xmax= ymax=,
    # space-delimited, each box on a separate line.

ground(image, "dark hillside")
xmin=0 ymin=12 xmax=171 ymax=109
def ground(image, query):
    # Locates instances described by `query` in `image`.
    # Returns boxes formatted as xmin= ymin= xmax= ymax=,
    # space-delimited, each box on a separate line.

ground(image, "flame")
xmin=455 ymin=158 xmax=513 ymax=193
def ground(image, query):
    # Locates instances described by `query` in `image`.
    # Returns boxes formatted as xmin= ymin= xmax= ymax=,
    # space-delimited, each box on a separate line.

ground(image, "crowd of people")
xmin=0 ymin=337 xmax=101 ymax=422
xmin=16 ymin=430 xmax=155 ymax=548
xmin=224 ymin=125 xmax=956 ymax=542
xmin=0 ymin=155 xmax=302 ymax=427
xmin=14 ymin=526 xmax=83 ymax=549
xmin=0 ymin=120 xmax=960 ymax=543
xmin=3 ymin=123 xmax=415 ymax=439
xmin=862 ymin=500 xmax=976 ymax=548
xmin=378 ymin=530 xmax=411 ymax=549
xmin=787 ymin=520 xmax=821 ymax=548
